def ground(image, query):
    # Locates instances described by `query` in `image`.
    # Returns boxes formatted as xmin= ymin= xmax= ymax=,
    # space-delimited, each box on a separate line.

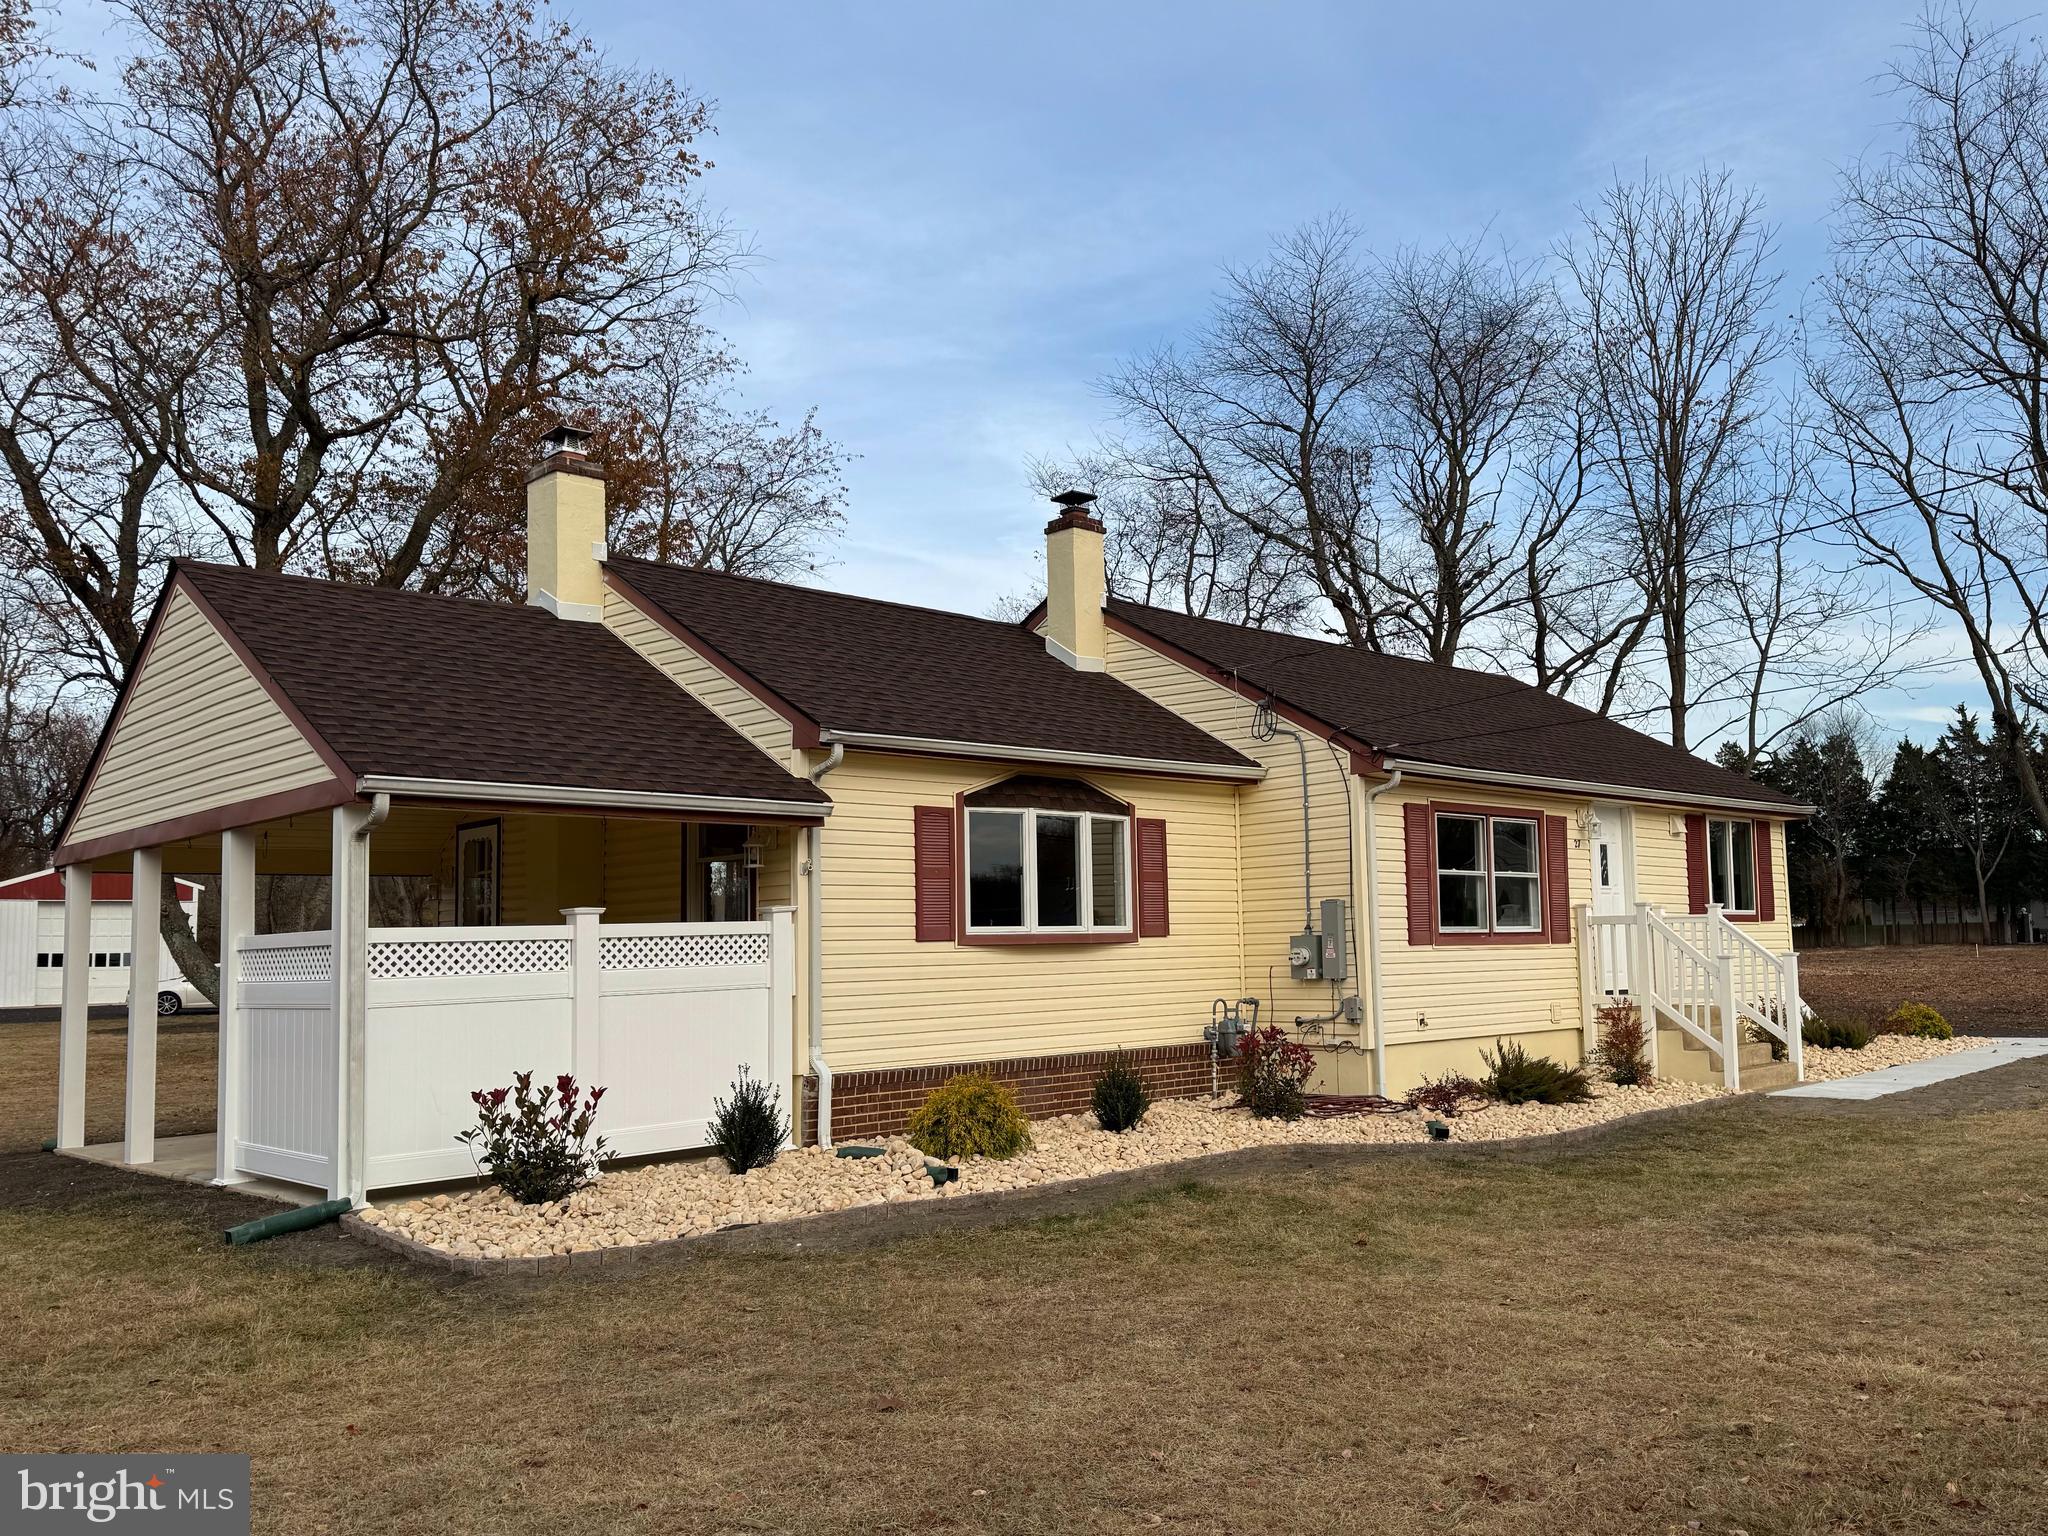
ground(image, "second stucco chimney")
xmin=1042 ymin=489 xmax=1106 ymax=671
xmin=526 ymin=422 xmax=606 ymax=622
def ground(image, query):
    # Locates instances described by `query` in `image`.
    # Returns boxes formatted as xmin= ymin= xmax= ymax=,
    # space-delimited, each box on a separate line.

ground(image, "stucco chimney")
xmin=1042 ymin=489 xmax=1106 ymax=671
xmin=526 ymin=422 xmax=606 ymax=622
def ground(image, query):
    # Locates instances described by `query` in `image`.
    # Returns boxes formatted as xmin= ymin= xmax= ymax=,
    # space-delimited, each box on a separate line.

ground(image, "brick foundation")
xmin=802 ymin=1042 xmax=1236 ymax=1144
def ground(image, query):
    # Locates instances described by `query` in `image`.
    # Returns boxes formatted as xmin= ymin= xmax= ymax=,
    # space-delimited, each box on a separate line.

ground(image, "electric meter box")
xmin=1288 ymin=900 xmax=1351 ymax=983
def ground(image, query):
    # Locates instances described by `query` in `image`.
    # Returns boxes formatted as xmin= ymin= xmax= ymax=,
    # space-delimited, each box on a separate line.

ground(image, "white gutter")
xmin=1361 ymin=768 xmax=1402 ymax=1098
xmin=353 ymin=776 xmax=831 ymax=819
xmin=1377 ymin=758 xmax=1809 ymax=817
xmin=819 ymin=731 xmax=1265 ymax=782
xmin=805 ymin=743 xmax=845 ymax=1146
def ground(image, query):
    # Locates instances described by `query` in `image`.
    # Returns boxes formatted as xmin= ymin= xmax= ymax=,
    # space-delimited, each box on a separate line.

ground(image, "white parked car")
xmin=156 ymin=979 xmax=213 ymax=1015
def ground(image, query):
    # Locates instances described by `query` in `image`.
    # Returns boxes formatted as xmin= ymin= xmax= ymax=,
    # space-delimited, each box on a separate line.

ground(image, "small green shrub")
xmin=1091 ymin=1050 xmax=1151 ymax=1133
xmin=907 ymin=1071 xmax=1030 ymax=1160
xmin=709 ymin=1066 xmax=788 ymax=1174
xmin=1593 ymin=1001 xmax=1654 ymax=1086
xmin=1236 ymin=1024 xmax=1316 ymax=1120
xmin=1884 ymin=1001 xmax=1954 ymax=1039
xmin=1403 ymin=1071 xmax=1484 ymax=1118
xmin=1480 ymin=1039 xmax=1593 ymax=1105
xmin=1801 ymin=1015 xmax=1872 ymax=1051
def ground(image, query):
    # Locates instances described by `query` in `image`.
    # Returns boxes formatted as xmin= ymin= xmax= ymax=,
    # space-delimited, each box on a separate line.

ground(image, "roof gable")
xmin=61 ymin=581 xmax=349 ymax=859
xmin=605 ymin=558 xmax=1259 ymax=774
xmin=1107 ymin=601 xmax=1803 ymax=812
xmin=171 ymin=563 xmax=830 ymax=810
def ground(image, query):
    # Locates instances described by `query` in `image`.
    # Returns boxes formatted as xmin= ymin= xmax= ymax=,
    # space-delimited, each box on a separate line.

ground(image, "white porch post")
xmin=563 ymin=907 xmax=604 ymax=1089
xmin=1632 ymin=902 xmax=1658 ymax=1081
xmin=765 ymin=904 xmax=797 ymax=1143
xmin=213 ymin=826 xmax=256 ymax=1185
xmin=1783 ymin=950 xmax=1804 ymax=1082
xmin=331 ymin=803 xmax=373 ymax=1205
xmin=123 ymin=845 xmax=162 ymax=1165
xmin=55 ymin=864 xmax=93 ymax=1149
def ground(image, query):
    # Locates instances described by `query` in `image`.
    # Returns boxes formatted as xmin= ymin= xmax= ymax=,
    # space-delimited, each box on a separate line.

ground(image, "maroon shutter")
xmin=913 ymin=805 xmax=954 ymax=942
xmin=1544 ymin=814 xmax=1571 ymax=942
xmin=1754 ymin=819 xmax=1775 ymax=922
xmin=1684 ymin=813 xmax=1709 ymax=913
xmin=1135 ymin=818 xmax=1170 ymax=937
xmin=1403 ymin=803 xmax=1434 ymax=946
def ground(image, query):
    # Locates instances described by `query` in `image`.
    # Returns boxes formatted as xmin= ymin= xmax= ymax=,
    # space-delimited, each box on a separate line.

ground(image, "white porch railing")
xmin=229 ymin=909 xmax=795 ymax=1194
xmin=1577 ymin=903 xmax=1804 ymax=1089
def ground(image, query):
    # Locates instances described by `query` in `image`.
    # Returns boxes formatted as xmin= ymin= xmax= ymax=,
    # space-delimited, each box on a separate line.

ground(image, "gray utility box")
xmin=1319 ymin=897 xmax=1349 ymax=983
xmin=1288 ymin=899 xmax=1351 ymax=983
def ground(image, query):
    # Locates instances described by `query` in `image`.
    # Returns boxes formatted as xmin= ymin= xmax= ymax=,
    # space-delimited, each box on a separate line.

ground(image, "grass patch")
xmin=2 ymin=1019 xmax=2045 ymax=1533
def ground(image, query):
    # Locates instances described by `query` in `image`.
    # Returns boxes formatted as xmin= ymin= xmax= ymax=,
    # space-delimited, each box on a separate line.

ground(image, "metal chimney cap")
xmin=1050 ymin=489 xmax=1098 ymax=510
xmin=538 ymin=421 xmax=594 ymax=458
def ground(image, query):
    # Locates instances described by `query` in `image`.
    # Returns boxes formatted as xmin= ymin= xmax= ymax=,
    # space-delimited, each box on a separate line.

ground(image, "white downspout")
xmin=806 ymin=743 xmax=845 ymax=1145
xmin=340 ymin=791 xmax=390 ymax=1208
xmin=1361 ymin=768 xmax=1402 ymax=1097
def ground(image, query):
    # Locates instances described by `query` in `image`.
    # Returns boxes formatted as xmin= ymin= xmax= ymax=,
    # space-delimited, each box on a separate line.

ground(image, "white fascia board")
xmin=818 ymin=731 xmax=1266 ymax=781
xmin=354 ymin=776 xmax=831 ymax=819
xmin=1377 ymin=757 xmax=1812 ymax=817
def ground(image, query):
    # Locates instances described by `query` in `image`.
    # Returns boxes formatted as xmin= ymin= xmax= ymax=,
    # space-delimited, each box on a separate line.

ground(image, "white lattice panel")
xmin=601 ymin=931 xmax=769 ymax=972
xmin=368 ymin=938 xmax=570 ymax=980
xmin=239 ymin=944 xmax=333 ymax=984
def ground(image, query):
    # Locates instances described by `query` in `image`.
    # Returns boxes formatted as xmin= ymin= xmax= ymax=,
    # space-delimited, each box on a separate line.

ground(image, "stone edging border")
xmin=340 ymin=1091 xmax=1760 ymax=1277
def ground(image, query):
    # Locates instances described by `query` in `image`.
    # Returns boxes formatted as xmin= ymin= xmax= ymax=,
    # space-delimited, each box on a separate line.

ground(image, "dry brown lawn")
xmin=1798 ymin=944 xmax=2048 ymax=1037
xmin=1 ymin=1016 xmax=2045 ymax=1535
xmin=0 ymin=1013 xmax=218 ymax=1154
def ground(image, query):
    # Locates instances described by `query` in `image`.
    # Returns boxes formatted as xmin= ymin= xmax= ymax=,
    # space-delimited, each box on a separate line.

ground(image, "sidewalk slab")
xmin=1775 ymin=1038 xmax=2048 ymax=1100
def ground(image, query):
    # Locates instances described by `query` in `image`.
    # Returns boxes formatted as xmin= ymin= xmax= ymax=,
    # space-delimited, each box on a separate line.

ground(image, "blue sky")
xmin=603 ymin=0 xmax=2017 ymax=747
xmin=48 ymin=0 xmax=2019 ymax=746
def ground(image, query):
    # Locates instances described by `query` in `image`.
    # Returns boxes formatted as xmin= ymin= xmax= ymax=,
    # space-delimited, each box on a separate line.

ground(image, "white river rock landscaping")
xmin=359 ymin=1079 xmax=1737 ymax=1261
xmin=1798 ymin=1032 xmax=1982 ymax=1082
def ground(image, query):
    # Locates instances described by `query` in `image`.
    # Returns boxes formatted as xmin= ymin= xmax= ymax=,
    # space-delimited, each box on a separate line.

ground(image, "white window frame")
xmin=964 ymin=806 xmax=1132 ymax=936
xmin=1434 ymin=811 xmax=1544 ymax=936
xmin=1706 ymin=817 xmax=1758 ymax=915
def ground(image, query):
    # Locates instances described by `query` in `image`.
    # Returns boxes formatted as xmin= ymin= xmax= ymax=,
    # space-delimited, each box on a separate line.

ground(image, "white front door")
xmin=1589 ymin=803 xmax=1633 ymax=993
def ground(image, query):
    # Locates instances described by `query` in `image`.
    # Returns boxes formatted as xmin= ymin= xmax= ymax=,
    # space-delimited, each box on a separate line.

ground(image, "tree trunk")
xmin=159 ymin=874 xmax=217 ymax=1004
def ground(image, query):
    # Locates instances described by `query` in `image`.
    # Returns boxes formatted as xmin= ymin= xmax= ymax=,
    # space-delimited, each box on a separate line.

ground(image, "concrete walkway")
xmin=1775 ymin=1037 xmax=2048 ymax=1100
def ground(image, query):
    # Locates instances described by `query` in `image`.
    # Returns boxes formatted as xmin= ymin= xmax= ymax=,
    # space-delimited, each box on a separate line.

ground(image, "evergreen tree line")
xmin=1727 ymin=710 xmax=2047 ymax=947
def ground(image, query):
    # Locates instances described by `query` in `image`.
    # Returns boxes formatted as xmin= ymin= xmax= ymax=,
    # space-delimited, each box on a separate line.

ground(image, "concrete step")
xmin=1655 ymin=1021 xmax=1785 ymax=1086
xmin=1740 ymin=1058 xmax=1800 ymax=1092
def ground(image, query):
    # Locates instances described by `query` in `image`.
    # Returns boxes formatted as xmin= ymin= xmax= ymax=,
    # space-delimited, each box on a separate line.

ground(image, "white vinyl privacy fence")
xmin=233 ymin=909 xmax=793 ymax=1193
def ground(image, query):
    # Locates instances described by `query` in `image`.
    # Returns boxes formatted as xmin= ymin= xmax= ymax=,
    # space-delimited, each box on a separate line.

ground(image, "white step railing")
xmin=1577 ymin=903 xmax=1804 ymax=1089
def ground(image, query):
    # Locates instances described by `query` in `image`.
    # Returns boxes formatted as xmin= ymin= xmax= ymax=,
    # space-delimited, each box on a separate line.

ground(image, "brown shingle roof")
xmin=177 ymin=562 xmax=828 ymax=808
xmin=604 ymin=559 xmax=1259 ymax=773
xmin=1109 ymin=600 xmax=1803 ymax=811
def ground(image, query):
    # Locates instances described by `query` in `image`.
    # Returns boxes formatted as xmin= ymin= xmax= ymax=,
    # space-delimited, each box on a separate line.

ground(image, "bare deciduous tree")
xmin=1810 ymin=4 xmax=2048 ymax=831
xmin=1562 ymin=167 xmax=1782 ymax=751
xmin=1024 ymin=451 xmax=1312 ymax=628
xmin=1099 ymin=216 xmax=1394 ymax=646
xmin=0 ymin=0 xmax=844 ymax=991
xmin=1366 ymin=238 xmax=1565 ymax=662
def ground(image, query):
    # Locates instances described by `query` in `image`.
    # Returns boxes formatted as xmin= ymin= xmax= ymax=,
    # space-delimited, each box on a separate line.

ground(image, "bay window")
xmin=1436 ymin=811 xmax=1543 ymax=935
xmin=966 ymin=806 xmax=1130 ymax=935
xmin=1707 ymin=817 xmax=1757 ymax=914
